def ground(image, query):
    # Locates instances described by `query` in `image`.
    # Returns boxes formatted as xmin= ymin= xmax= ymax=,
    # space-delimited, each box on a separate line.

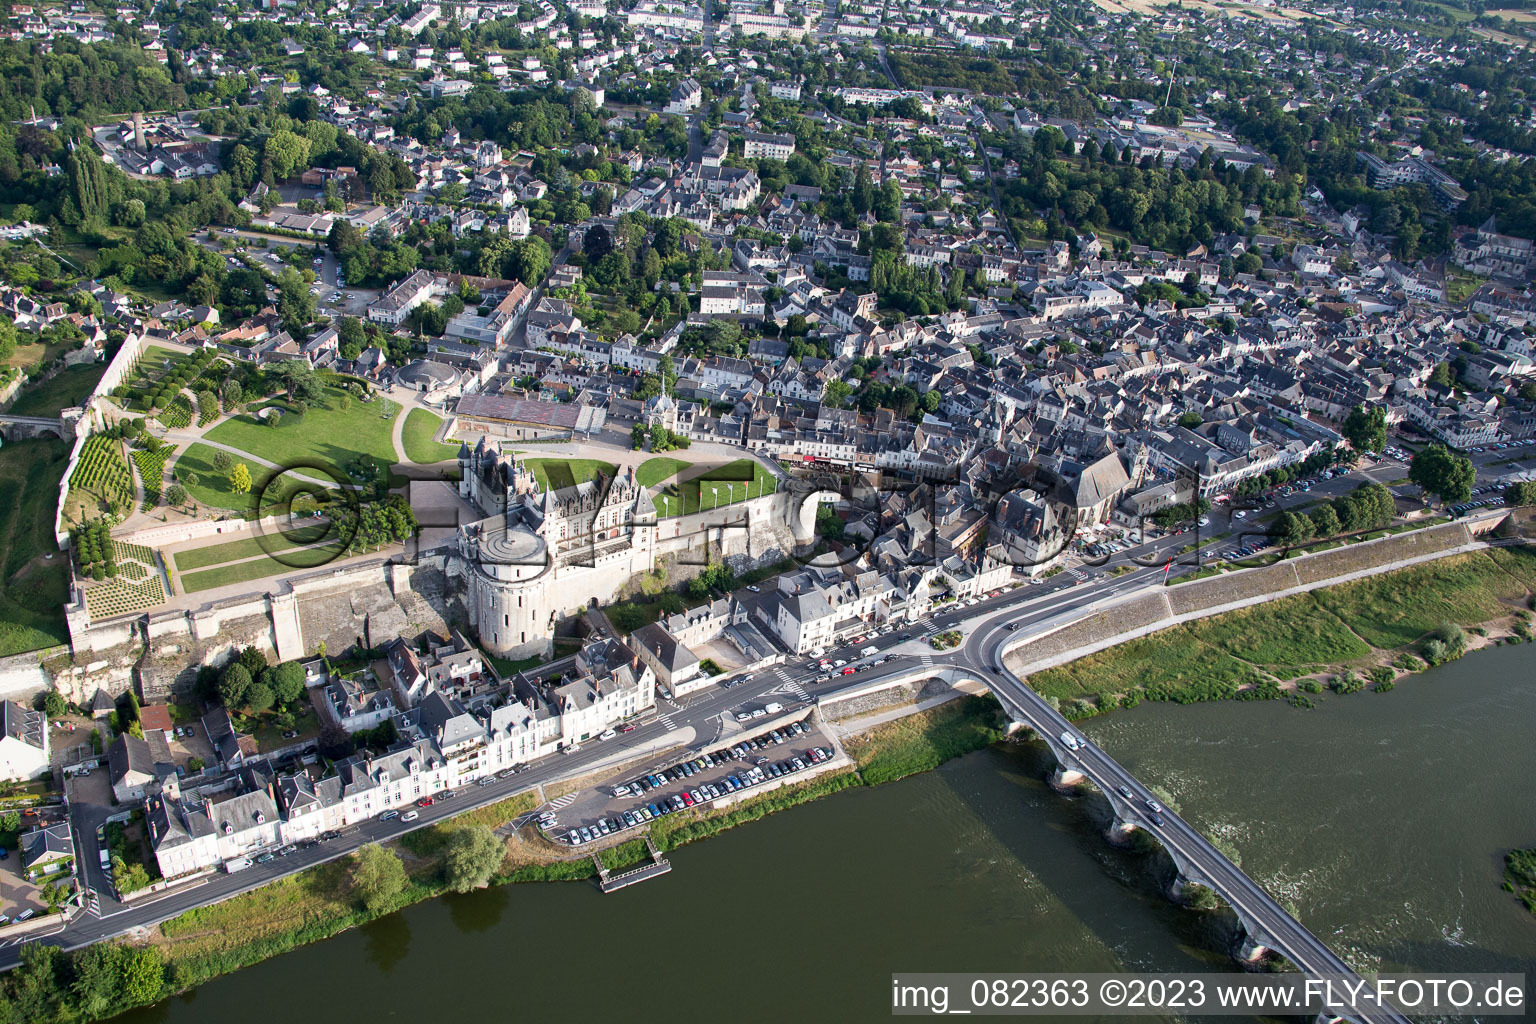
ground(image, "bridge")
xmin=0 ymin=409 xmax=79 ymax=441
xmin=819 ymin=598 xmax=1409 ymax=1024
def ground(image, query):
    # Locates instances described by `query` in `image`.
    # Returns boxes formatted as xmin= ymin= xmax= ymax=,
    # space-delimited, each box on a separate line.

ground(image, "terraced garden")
xmin=117 ymin=346 xmax=219 ymax=416
xmin=131 ymin=437 xmax=173 ymax=508
xmin=179 ymin=539 xmax=346 ymax=594
xmin=83 ymin=573 xmax=168 ymax=619
xmin=172 ymin=522 xmax=333 ymax=573
xmin=69 ymin=434 xmax=133 ymax=513
xmin=158 ymin=394 xmax=193 ymax=429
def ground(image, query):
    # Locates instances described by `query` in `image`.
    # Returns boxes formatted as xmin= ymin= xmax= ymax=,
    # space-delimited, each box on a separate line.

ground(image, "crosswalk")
xmin=548 ymin=792 xmax=578 ymax=811
xmin=85 ymin=890 xmax=103 ymax=918
xmin=1066 ymin=567 xmax=1088 ymax=581
xmin=657 ymin=711 xmax=677 ymax=730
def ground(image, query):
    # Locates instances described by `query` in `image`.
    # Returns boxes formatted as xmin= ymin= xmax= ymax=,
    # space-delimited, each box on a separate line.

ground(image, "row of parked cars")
xmin=1452 ymin=490 xmax=1507 ymax=516
xmin=566 ymin=747 xmax=834 ymax=847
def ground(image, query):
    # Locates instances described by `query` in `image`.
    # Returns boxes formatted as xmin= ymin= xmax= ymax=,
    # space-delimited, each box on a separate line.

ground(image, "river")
xmin=120 ymin=646 xmax=1536 ymax=1023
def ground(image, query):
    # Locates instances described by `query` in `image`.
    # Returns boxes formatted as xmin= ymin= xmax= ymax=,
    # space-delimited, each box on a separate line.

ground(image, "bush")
xmin=34 ymin=690 xmax=66 ymax=718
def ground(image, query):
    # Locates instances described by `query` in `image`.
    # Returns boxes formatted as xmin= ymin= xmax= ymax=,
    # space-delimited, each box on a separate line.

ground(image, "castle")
xmin=450 ymin=437 xmax=661 ymax=658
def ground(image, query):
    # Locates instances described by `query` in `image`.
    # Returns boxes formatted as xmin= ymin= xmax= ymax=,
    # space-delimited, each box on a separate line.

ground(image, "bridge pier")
xmin=1049 ymin=765 xmax=1085 ymax=790
xmin=1237 ymin=936 xmax=1270 ymax=963
xmin=1104 ymin=817 xmax=1139 ymax=844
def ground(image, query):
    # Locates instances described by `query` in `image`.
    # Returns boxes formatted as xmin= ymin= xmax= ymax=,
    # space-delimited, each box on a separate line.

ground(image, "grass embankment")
xmin=845 ymin=695 xmax=1008 ymax=785
xmin=7 ymin=363 xmax=106 ymax=417
xmin=1031 ymin=549 xmax=1536 ymax=712
xmin=400 ymin=408 xmax=457 ymax=464
xmin=0 ymin=439 xmax=71 ymax=655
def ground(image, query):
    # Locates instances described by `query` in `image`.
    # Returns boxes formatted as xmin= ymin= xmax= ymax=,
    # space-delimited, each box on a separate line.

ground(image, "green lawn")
xmin=636 ymin=456 xmax=691 ymax=488
xmin=521 ymin=457 xmax=617 ymax=492
xmin=7 ymin=363 xmax=106 ymax=418
xmin=0 ymin=439 xmax=71 ymax=655
xmin=179 ymin=540 xmax=347 ymax=593
xmin=172 ymin=522 xmax=333 ymax=573
xmin=654 ymin=458 xmax=777 ymax=518
xmin=172 ymin=443 xmax=340 ymax=517
xmin=400 ymin=408 xmax=458 ymax=464
xmin=204 ymin=387 xmax=400 ymax=478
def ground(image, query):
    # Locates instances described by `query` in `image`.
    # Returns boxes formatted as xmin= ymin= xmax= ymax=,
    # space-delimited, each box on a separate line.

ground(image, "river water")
xmin=121 ymin=646 xmax=1536 ymax=1023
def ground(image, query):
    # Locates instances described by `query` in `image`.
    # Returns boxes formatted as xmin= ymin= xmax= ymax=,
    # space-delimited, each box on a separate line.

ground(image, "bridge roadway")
xmin=959 ymin=603 xmax=1411 ymax=1024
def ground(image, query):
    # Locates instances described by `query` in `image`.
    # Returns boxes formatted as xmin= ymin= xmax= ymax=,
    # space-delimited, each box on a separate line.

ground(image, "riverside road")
xmin=0 ymin=516 xmax=1449 ymax=1022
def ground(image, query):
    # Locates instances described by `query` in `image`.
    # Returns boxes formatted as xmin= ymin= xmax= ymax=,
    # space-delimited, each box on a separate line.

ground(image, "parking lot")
xmin=540 ymin=713 xmax=842 ymax=848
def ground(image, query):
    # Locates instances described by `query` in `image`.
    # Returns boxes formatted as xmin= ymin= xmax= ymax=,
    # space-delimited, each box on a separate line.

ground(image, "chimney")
xmin=133 ymin=111 xmax=146 ymax=153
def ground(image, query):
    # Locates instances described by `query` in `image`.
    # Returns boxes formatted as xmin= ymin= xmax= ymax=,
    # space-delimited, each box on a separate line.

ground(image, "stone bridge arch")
xmin=791 ymin=488 xmax=844 ymax=542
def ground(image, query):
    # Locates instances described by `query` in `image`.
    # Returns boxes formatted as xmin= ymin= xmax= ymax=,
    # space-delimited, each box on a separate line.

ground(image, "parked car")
xmin=379 ymin=810 xmax=400 ymax=821
xmin=401 ymin=811 xmax=419 ymax=822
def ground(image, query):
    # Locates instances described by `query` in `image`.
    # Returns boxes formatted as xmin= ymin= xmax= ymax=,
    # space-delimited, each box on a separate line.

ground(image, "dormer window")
xmin=255 ymin=811 xmax=266 ymax=825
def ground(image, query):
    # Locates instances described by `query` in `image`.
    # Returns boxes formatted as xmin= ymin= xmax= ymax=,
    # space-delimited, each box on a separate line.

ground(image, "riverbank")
xmin=17 ymin=549 xmax=1536 ymax=1020
xmin=1028 ymin=547 xmax=1536 ymax=716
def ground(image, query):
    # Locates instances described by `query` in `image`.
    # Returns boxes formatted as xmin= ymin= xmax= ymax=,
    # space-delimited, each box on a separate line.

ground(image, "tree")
xmin=1409 ymin=443 xmax=1475 ymax=504
xmin=1177 ymin=411 xmax=1203 ymax=429
xmin=244 ymin=681 xmax=274 ymax=713
xmin=441 ymin=824 xmax=504 ymax=892
xmin=218 ymin=663 xmax=252 ymax=708
xmin=35 ymin=690 xmax=66 ymax=718
xmin=263 ymin=128 xmax=313 ymax=180
xmin=263 ymin=661 xmax=306 ymax=706
xmin=1341 ymin=404 xmax=1387 ymax=453
xmin=338 ymin=316 xmax=366 ymax=359
xmin=120 ymin=948 xmax=165 ymax=1006
xmin=1270 ymin=509 xmax=1316 ymax=545
xmin=229 ymin=462 xmax=252 ymax=495
xmin=1505 ymin=481 xmax=1536 ymax=507
xmin=211 ymin=449 xmax=234 ymax=474
xmin=583 ymin=222 xmax=614 ymax=262
xmin=165 ymin=482 xmax=187 ymax=507
xmin=0 ymin=810 xmax=19 ymax=834
xmin=352 ymin=844 xmax=407 ymax=912
xmin=1308 ymin=503 xmax=1340 ymax=538
xmin=278 ymin=358 xmax=324 ymax=403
